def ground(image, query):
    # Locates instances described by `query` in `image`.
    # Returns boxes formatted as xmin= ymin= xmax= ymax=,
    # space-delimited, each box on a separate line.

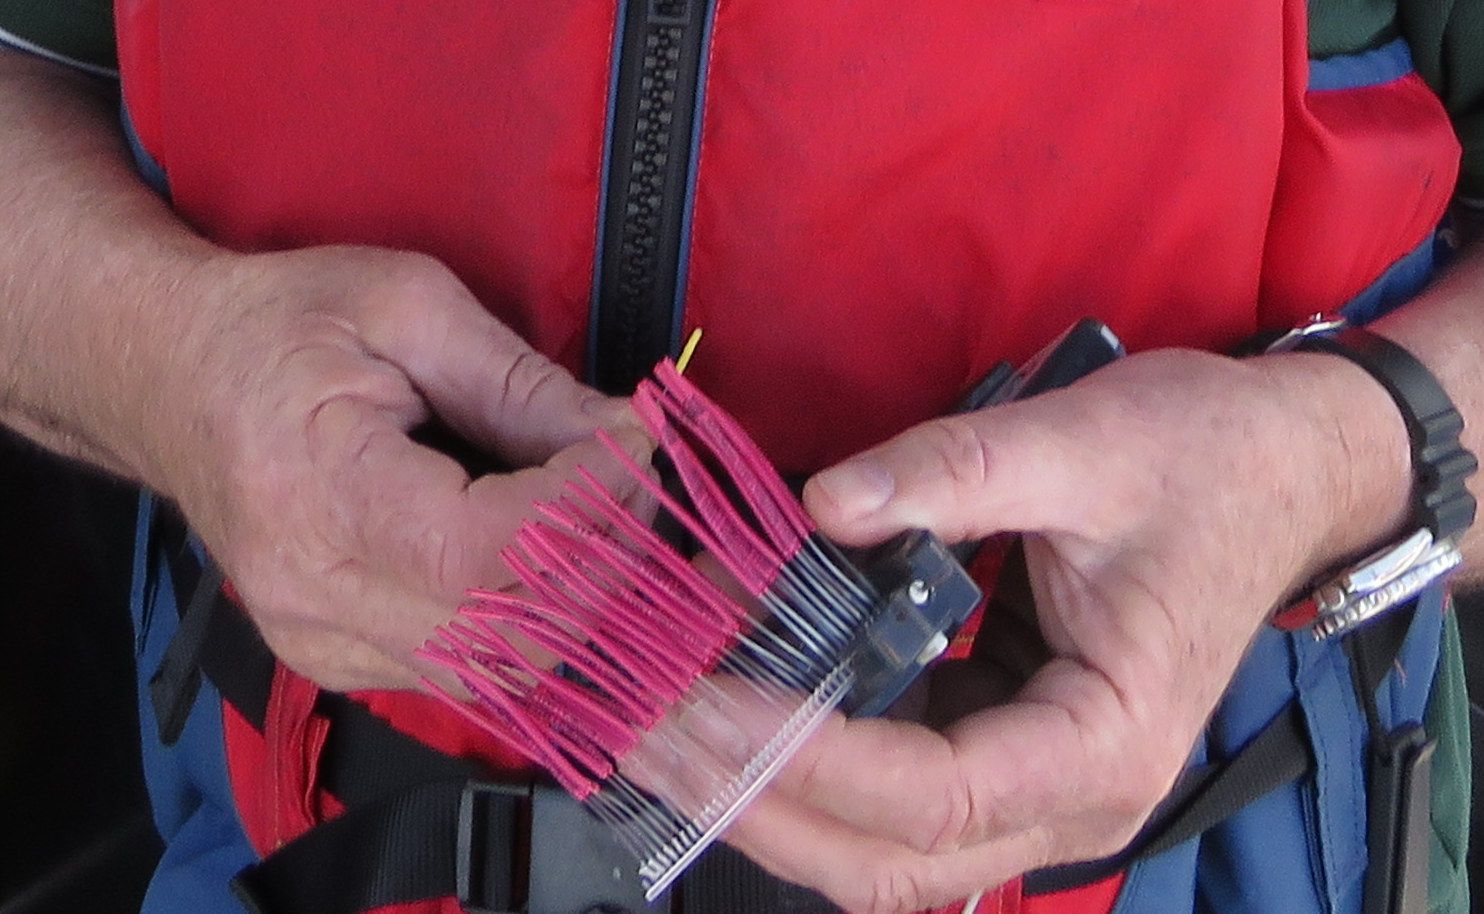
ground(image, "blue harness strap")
xmin=129 ymin=492 xmax=259 ymax=914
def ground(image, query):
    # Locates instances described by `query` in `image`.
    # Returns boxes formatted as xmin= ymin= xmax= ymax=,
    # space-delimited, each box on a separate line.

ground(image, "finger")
xmin=448 ymin=427 xmax=657 ymax=588
xmin=762 ymin=713 xmax=972 ymax=854
xmin=940 ymin=658 xmax=1181 ymax=859
xmin=257 ymin=616 xmax=423 ymax=692
xmin=743 ymin=659 xmax=1171 ymax=860
xmin=726 ymin=786 xmax=1049 ymax=914
xmin=654 ymin=683 xmax=972 ymax=856
xmin=801 ymin=398 xmax=1097 ymax=546
xmin=354 ymin=267 xmax=636 ymax=465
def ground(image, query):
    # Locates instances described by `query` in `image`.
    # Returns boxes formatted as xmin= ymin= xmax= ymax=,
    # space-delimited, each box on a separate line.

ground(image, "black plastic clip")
xmin=527 ymin=782 xmax=665 ymax=914
xmin=839 ymin=530 xmax=984 ymax=717
xmin=1363 ymin=723 xmax=1436 ymax=914
xmin=457 ymin=780 xmax=529 ymax=914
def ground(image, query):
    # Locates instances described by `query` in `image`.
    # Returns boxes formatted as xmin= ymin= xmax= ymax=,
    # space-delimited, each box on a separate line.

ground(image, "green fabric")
xmin=1427 ymin=609 xmax=1472 ymax=913
xmin=1400 ymin=1 xmax=1484 ymax=200
xmin=1309 ymin=0 xmax=1402 ymax=57
xmin=0 ymin=0 xmax=114 ymax=70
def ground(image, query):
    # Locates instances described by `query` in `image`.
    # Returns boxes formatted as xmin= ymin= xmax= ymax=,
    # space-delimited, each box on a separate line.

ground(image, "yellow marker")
xmin=675 ymin=327 xmax=704 ymax=374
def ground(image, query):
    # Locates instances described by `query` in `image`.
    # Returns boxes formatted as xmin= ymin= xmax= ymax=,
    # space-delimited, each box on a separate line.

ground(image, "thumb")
xmin=359 ymin=267 xmax=634 ymax=465
xmin=802 ymin=401 xmax=1095 ymax=546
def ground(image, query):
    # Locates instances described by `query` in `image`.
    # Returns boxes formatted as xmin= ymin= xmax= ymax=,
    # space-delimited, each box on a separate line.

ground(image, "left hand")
xmin=715 ymin=346 xmax=1408 ymax=913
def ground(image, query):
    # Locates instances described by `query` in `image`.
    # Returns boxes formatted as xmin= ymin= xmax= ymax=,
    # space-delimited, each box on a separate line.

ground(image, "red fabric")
xmin=921 ymin=873 xmax=1121 ymax=914
xmin=681 ymin=3 xmax=1298 ymax=473
xmin=1258 ymin=0 xmax=1458 ymax=321
xmin=117 ymin=0 xmax=1459 ymax=474
xmin=113 ymin=1 xmax=164 ymax=167
xmin=144 ymin=1 xmax=618 ymax=374
xmin=1022 ymin=874 xmax=1126 ymax=914
xmin=224 ymin=665 xmax=344 ymax=855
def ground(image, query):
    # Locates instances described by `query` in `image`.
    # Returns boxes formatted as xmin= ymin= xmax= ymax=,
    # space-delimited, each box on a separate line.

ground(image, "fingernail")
xmin=584 ymin=396 xmax=639 ymax=427
xmin=811 ymin=458 xmax=896 ymax=519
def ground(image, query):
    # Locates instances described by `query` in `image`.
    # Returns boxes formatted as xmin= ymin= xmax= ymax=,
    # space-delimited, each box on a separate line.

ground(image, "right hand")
xmin=148 ymin=245 xmax=650 ymax=691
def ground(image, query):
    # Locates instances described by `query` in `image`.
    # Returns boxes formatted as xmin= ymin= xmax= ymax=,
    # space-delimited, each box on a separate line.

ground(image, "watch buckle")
xmin=1263 ymin=313 xmax=1348 ymax=354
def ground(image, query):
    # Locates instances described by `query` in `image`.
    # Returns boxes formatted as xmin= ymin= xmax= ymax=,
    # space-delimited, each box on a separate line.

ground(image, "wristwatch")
xmin=1262 ymin=314 xmax=1478 ymax=640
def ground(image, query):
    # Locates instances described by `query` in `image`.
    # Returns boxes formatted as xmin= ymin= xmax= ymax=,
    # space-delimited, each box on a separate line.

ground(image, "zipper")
xmin=592 ymin=0 xmax=711 ymax=394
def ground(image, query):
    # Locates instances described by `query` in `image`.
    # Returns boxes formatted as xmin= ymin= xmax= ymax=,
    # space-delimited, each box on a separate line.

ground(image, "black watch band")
xmin=1283 ymin=326 xmax=1477 ymax=540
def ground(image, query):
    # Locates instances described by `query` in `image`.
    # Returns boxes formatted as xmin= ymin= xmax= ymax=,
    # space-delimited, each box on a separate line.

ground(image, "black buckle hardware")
xmin=457 ymin=780 xmax=530 ymax=914
xmin=527 ymin=783 xmax=665 ymax=914
xmin=1363 ymin=724 xmax=1436 ymax=914
xmin=459 ymin=780 xmax=667 ymax=914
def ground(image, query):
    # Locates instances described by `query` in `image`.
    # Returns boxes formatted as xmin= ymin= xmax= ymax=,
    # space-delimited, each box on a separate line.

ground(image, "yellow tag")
xmin=675 ymin=328 xmax=704 ymax=375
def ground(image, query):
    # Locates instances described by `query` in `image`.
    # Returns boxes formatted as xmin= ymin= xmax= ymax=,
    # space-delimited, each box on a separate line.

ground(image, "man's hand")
xmin=712 ymin=347 xmax=1411 ymax=914
xmin=150 ymin=246 xmax=649 ymax=690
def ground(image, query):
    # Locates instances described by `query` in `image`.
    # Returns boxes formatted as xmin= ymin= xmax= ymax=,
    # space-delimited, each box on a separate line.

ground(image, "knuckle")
xmin=495 ymin=348 xmax=565 ymax=417
xmin=355 ymin=252 xmax=469 ymax=338
xmin=918 ymin=765 xmax=976 ymax=853
xmin=918 ymin=418 xmax=994 ymax=493
xmin=864 ymin=866 xmax=926 ymax=914
xmin=378 ymin=251 xmax=460 ymax=299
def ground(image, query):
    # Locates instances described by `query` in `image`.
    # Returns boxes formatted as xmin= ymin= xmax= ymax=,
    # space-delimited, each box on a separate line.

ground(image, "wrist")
xmin=125 ymin=249 xmax=256 ymax=497
xmin=1247 ymin=349 xmax=1413 ymax=583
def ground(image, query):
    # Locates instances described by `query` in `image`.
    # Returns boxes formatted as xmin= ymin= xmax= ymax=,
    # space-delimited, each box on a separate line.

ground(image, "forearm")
xmin=0 ymin=49 xmax=219 ymax=483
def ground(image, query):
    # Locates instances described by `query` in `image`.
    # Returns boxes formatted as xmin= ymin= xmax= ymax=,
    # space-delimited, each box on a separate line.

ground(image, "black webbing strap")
xmin=230 ymin=779 xmax=524 ymax=914
xmin=1025 ymin=603 xmax=1419 ymax=895
xmin=1022 ymin=700 xmax=1310 ymax=893
xmin=681 ymin=844 xmax=834 ymax=914
xmin=148 ymin=559 xmax=224 ymax=745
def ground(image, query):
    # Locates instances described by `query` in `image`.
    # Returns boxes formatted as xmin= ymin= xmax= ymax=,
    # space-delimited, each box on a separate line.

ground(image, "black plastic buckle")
xmin=457 ymin=780 xmax=529 ymax=914
xmin=527 ymin=783 xmax=665 ymax=914
xmin=460 ymin=779 xmax=668 ymax=914
xmin=838 ymin=530 xmax=984 ymax=717
xmin=1363 ymin=723 xmax=1436 ymax=914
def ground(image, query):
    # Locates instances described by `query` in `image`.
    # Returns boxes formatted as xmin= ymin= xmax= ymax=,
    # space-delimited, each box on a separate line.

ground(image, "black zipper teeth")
xmin=594 ymin=0 xmax=708 ymax=394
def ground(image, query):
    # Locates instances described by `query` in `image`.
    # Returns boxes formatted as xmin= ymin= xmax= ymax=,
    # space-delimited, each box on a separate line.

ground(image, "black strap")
xmin=157 ymin=531 xmax=514 ymax=912
xmin=1026 ymin=601 xmax=1421 ymax=895
xmin=1292 ymin=328 xmax=1477 ymax=540
xmin=230 ymin=779 xmax=522 ymax=914
xmin=681 ymin=845 xmax=834 ymax=914
xmin=1137 ymin=704 xmax=1310 ymax=861
xmin=1023 ymin=700 xmax=1311 ymax=893
xmin=161 ymin=535 xmax=481 ymax=804
xmin=148 ymin=559 xmax=223 ymax=745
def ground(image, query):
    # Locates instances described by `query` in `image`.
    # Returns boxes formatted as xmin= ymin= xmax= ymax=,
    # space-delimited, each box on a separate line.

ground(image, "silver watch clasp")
xmin=1263 ymin=313 xmax=1349 ymax=354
